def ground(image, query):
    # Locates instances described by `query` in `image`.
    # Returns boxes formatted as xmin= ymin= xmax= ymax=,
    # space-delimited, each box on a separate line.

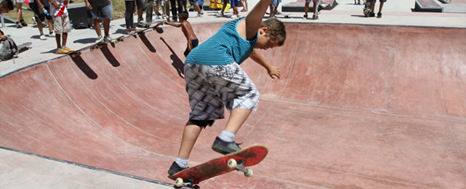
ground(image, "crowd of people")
xmin=0 ymin=0 xmax=386 ymax=55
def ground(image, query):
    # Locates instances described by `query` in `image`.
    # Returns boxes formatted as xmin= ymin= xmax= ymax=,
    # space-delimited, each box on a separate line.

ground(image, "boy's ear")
xmin=259 ymin=25 xmax=270 ymax=35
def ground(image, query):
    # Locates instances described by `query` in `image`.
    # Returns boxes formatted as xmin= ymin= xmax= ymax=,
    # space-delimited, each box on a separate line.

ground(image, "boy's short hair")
xmin=2 ymin=0 xmax=14 ymax=10
xmin=261 ymin=18 xmax=286 ymax=46
xmin=180 ymin=12 xmax=189 ymax=21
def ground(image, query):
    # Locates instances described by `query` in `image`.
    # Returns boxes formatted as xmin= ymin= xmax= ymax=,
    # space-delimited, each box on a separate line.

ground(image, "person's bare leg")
xmin=138 ymin=8 xmax=144 ymax=21
xmin=378 ymin=2 xmax=384 ymax=13
xmin=37 ymin=22 xmax=44 ymax=35
xmin=194 ymin=3 xmax=201 ymax=14
xmin=55 ymin=34 xmax=62 ymax=49
xmin=62 ymin=33 xmax=68 ymax=47
xmin=304 ymin=2 xmax=309 ymax=15
xmin=224 ymin=108 xmax=252 ymax=134
xmin=93 ymin=18 xmax=102 ymax=36
xmin=103 ymin=18 xmax=110 ymax=36
xmin=48 ymin=19 xmax=54 ymax=34
xmin=177 ymin=122 xmax=203 ymax=159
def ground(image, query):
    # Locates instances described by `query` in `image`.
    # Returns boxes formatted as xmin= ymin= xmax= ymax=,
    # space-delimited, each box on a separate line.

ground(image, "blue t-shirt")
xmin=185 ymin=18 xmax=258 ymax=65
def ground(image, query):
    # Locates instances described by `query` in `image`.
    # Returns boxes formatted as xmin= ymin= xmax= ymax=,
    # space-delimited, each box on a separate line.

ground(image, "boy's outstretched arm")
xmin=250 ymin=50 xmax=280 ymax=79
xmin=245 ymin=0 xmax=274 ymax=40
xmin=163 ymin=21 xmax=182 ymax=28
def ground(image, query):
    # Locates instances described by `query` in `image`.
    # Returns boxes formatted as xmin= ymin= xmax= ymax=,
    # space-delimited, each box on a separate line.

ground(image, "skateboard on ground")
xmin=66 ymin=38 xmax=112 ymax=57
xmin=363 ymin=0 xmax=373 ymax=17
xmin=168 ymin=144 xmax=268 ymax=188
xmin=115 ymin=23 xmax=163 ymax=43
xmin=17 ymin=42 xmax=32 ymax=54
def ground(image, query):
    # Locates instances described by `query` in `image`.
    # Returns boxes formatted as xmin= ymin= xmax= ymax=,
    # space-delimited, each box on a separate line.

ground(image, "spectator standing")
xmin=48 ymin=0 xmax=73 ymax=54
xmin=29 ymin=0 xmax=54 ymax=40
xmin=370 ymin=0 xmax=385 ymax=18
xmin=14 ymin=0 xmax=27 ymax=28
xmin=303 ymin=0 xmax=319 ymax=20
xmin=124 ymin=0 xmax=135 ymax=33
xmin=85 ymin=0 xmax=113 ymax=42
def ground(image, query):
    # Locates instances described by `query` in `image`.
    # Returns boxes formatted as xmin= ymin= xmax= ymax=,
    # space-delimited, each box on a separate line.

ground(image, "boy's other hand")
xmin=268 ymin=66 xmax=280 ymax=79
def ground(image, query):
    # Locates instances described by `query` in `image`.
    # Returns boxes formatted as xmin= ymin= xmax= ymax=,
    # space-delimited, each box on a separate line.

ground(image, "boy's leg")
xmin=378 ymin=1 xmax=384 ymax=13
xmin=93 ymin=18 xmax=102 ymax=36
xmin=55 ymin=34 xmax=62 ymax=49
xmin=224 ymin=108 xmax=252 ymax=134
xmin=377 ymin=1 xmax=384 ymax=18
xmin=48 ymin=19 xmax=54 ymax=34
xmin=62 ymin=33 xmax=68 ymax=47
xmin=177 ymin=121 xmax=204 ymax=159
xmin=103 ymin=19 xmax=110 ymax=36
xmin=304 ymin=1 xmax=309 ymax=19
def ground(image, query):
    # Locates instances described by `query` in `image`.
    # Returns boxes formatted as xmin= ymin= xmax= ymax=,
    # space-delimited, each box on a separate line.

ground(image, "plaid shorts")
xmin=184 ymin=63 xmax=260 ymax=121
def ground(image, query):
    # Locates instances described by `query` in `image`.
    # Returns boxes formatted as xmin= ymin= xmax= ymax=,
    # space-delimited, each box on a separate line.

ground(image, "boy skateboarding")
xmin=168 ymin=0 xmax=287 ymax=176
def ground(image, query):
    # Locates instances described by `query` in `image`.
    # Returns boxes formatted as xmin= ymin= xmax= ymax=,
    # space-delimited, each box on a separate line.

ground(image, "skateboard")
xmin=67 ymin=39 xmax=112 ymax=57
xmin=168 ymin=144 xmax=268 ymax=188
xmin=115 ymin=24 xmax=163 ymax=43
xmin=17 ymin=42 xmax=32 ymax=54
xmin=363 ymin=0 xmax=373 ymax=17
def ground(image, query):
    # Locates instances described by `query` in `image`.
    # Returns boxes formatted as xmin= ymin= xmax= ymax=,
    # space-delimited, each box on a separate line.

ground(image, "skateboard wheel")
xmin=175 ymin=178 xmax=183 ymax=187
xmin=244 ymin=168 xmax=253 ymax=177
xmin=227 ymin=158 xmax=237 ymax=169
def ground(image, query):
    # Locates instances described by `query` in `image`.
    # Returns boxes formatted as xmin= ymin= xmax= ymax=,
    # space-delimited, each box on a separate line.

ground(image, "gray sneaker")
xmin=168 ymin=162 xmax=187 ymax=175
xmin=211 ymin=137 xmax=241 ymax=155
xmin=104 ymin=35 xmax=112 ymax=42
xmin=95 ymin=36 xmax=104 ymax=43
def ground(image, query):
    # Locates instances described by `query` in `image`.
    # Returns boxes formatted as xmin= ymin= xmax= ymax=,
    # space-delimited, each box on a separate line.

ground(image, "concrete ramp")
xmin=1 ymin=23 xmax=465 ymax=188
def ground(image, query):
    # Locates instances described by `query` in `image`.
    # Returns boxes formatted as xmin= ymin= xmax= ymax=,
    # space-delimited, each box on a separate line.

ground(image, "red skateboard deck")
xmin=168 ymin=144 xmax=268 ymax=187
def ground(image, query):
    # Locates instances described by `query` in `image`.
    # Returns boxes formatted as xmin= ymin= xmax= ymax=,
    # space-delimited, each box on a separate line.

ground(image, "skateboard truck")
xmin=228 ymin=159 xmax=253 ymax=177
xmin=175 ymin=177 xmax=199 ymax=188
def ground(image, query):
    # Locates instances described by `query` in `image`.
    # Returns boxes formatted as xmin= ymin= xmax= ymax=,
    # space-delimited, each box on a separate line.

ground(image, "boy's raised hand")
xmin=268 ymin=66 xmax=280 ymax=79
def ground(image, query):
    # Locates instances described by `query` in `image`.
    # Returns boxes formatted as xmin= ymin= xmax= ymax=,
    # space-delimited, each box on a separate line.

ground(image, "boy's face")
xmin=254 ymin=26 xmax=279 ymax=50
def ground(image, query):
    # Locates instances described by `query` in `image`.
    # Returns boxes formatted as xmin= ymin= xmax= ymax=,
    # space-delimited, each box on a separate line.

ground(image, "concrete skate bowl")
xmin=1 ymin=23 xmax=465 ymax=188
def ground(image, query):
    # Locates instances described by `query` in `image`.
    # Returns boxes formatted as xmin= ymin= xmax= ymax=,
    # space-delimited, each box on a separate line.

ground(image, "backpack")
xmin=0 ymin=35 xmax=18 ymax=61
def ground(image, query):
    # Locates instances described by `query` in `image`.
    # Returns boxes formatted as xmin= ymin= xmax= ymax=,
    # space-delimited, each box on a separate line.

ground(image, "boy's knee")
xmin=189 ymin=120 xmax=215 ymax=128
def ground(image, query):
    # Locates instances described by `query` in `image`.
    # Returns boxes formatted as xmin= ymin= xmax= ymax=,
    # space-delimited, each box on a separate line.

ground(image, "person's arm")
xmin=163 ymin=21 xmax=181 ymax=27
xmin=244 ymin=0 xmax=274 ymax=40
xmin=85 ymin=0 xmax=92 ymax=10
xmin=249 ymin=50 xmax=280 ymax=79
xmin=37 ymin=0 xmax=45 ymax=10
xmin=48 ymin=0 xmax=60 ymax=9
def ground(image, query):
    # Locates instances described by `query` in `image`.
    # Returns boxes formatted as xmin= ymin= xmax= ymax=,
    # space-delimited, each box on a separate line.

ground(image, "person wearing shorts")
xmin=189 ymin=0 xmax=202 ymax=17
xmin=230 ymin=0 xmax=239 ymax=19
xmin=135 ymin=0 xmax=145 ymax=23
xmin=303 ymin=0 xmax=320 ymax=20
xmin=370 ymin=0 xmax=386 ymax=18
xmin=154 ymin=0 xmax=168 ymax=19
xmin=49 ymin=0 xmax=73 ymax=54
xmin=29 ymin=0 xmax=54 ymax=40
xmin=85 ymin=0 xmax=112 ymax=42
xmin=167 ymin=0 xmax=286 ymax=175
xmin=13 ymin=0 xmax=27 ymax=28
xmin=268 ymin=0 xmax=281 ymax=18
